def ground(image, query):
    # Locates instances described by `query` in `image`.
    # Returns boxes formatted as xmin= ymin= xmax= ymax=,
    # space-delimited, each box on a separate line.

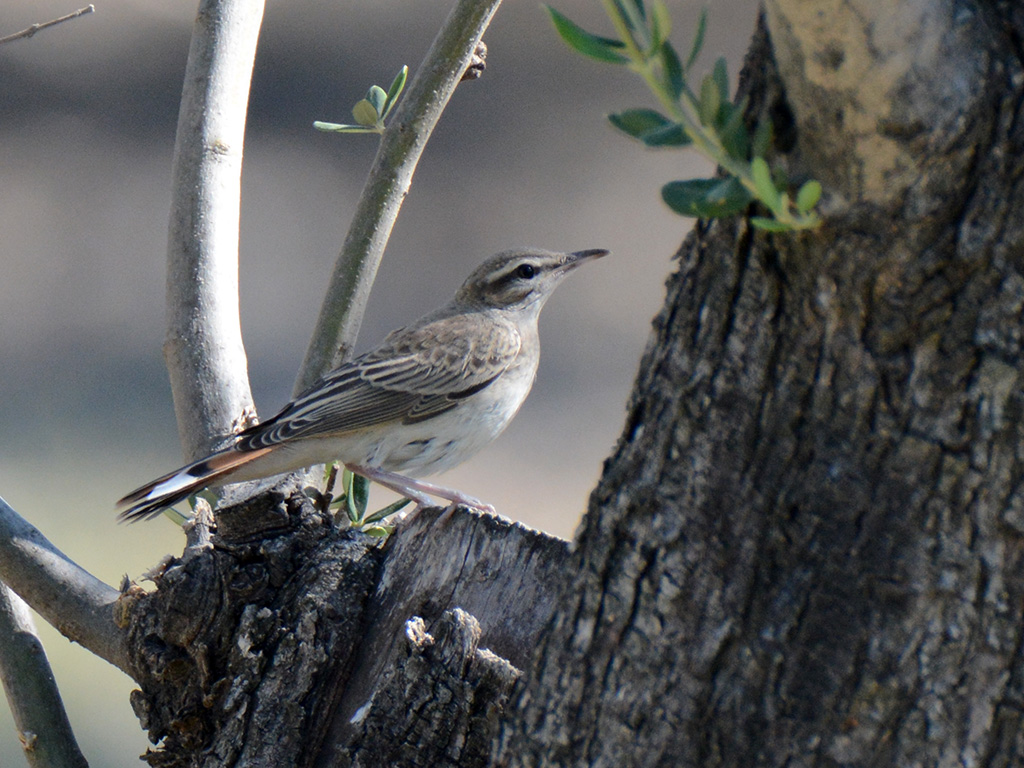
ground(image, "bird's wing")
xmin=236 ymin=313 xmax=521 ymax=448
xmin=360 ymin=312 xmax=521 ymax=394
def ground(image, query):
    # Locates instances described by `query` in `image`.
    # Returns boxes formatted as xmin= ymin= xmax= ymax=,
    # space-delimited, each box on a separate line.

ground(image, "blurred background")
xmin=0 ymin=0 xmax=757 ymax=763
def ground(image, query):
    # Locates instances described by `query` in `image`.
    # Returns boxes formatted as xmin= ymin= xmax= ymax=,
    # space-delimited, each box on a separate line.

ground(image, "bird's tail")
xmin=116 ymin=446 xmax=272 ymax=523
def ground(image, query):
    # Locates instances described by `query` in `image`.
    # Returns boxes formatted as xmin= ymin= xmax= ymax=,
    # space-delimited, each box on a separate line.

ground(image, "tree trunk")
xmin=499 ymin=5 xmax=1024 ymax=766
xmin=121 ymin=5 xmax=1024 ymax=766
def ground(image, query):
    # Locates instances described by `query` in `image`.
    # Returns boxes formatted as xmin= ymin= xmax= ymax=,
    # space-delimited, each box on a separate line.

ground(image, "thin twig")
xmin=0 ymin=582 xmax=88 ymax=768
xmin=0 ymin=496 xmax=128 ymax=674
xmin=0 ymin=5 xmax=94 ymax=46
xmin=164 ymin=0 xmax=265 ymax=459
xmin=293 ymin=0 xmax=504 ymax=395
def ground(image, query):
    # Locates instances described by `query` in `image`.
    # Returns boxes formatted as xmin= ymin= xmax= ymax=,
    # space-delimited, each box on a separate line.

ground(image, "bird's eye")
xmin=515 ymin=264 xmax=537 ymax=280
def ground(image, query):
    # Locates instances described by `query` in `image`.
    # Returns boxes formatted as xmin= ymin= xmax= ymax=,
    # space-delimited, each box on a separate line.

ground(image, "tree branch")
xmin=0 ymin=583 xmax=88 ymax=768
xmin=164 ymin=0 xmax=265 ymax=459
xmin=0 ymin=497 xmax=127 ymax=674
xmin=293 ymin=0 xmax=504 ymax=394
xmin=0 ymin=5 xmax=94 ymax=46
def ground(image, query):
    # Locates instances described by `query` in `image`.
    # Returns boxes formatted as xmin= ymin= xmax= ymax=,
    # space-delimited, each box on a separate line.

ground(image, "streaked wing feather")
xmin=362 ymin=313 xmax=520 ymax=394
xmin=402 ymin=371 xmax=501 ymax=424
xmin=236 ymin=314 xmax=520 ymax=448
xmin=236 ymin=371 xmax=422 ymax=448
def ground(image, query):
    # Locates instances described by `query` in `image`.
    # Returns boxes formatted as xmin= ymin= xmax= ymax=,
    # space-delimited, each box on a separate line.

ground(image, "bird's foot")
xmin=443 ymin=496 xmax=496 ymax=515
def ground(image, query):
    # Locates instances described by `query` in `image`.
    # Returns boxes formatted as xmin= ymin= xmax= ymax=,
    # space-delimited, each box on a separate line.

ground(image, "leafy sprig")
xmin=546 ymin=2 xmax=821 ymax=231
xmin=314 ymin=66 xmax=409 ymax=135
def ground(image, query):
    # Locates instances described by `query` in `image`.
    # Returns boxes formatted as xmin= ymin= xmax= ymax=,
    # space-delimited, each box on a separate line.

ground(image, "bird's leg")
xmin=346 ymin=464 xmax=496 ymax=515
xmin=345 ymin=465 xmax=434 ymax=510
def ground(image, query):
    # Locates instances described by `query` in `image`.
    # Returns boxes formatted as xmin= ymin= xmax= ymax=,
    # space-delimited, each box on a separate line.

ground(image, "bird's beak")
xmin=564 ymin=248 xmax=610 ymax=270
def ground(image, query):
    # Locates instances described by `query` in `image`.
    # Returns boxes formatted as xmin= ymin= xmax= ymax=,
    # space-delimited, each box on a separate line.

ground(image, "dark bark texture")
xmin=121 ymin=3 xmax=1024 ymax=766
xmin=120 ymin=478 xmax=567 ymax=767
xmin=498 ymin=4 xmax=1024 ymax=767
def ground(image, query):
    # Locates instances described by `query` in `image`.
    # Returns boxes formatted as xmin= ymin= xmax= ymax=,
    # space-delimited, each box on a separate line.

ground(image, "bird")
xmin=117 ymin=247 xmax=608 ymax=522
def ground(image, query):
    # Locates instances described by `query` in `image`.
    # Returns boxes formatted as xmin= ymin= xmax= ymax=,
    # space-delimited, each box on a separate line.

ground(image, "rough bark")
xmin=498 ymin=6 xmax=1024 ymax=767
xmin=120 ymin=478 xmax=567 ymax=767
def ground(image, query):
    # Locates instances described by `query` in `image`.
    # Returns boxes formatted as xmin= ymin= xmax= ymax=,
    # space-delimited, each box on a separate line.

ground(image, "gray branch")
xmin=0 ymin=582 xmax=88 ymax=768
xmin=0 ymin=5 xmax=94 ymax=46
xmin=293 ymin=0 xmax=504 ymax=394
xmin=0 ymin=497 xmax=127 ymax=674
xmin=164 ymin=0 xmax=265 ymax=459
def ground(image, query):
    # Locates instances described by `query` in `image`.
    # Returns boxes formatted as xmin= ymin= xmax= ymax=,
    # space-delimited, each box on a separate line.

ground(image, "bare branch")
xmin=0 ymin=5 xmax=94 ymax=46
xmin=293 ymin=0 xmax=504 ymax=394
xmin=164 ymin=0 xmax=265 ymax=459
xmin=0 ymin=583 xmax=88 ymax=768
xmin=0 ymin=496 xmax=127 ymax=674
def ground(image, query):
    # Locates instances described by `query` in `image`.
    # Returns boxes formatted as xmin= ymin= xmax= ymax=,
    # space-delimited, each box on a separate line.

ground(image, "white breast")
xmin=364 ymin=351 xmax=538 ymax=476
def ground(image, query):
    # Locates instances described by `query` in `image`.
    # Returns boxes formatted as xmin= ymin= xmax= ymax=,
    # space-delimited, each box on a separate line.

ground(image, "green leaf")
xmin=342 ymin=470 xmax=369 ymax=523
xmin=613 ymin=0 xmax=647 ymax=30
xmin=351 ymin=474 xmax=369 ymax=516
xmin=649 ymin=0 xmax=672 ymax=53
xmin=362 ymin=525 xmax=394 ymax=538
xmin=545 ymin=6 xmax=629 ymax=64
xmin=662 ymin=177 xmax=752 ymax=218
xmin=698 ymin=73 xmax=720 ymax=126
xmin=339 ymin=473 xmax=356 ymax=528
xmin=750 ymin=157 xmax=781 ymax=211
xmin=684 ymin=7 xmax=707 ymax=71
xmin=752 ymin=119 xmax=773 ymax=158
xmin=703 ymin=177 xmax=753 ymax=215
xmin=659 ymin=41 xmax=685 ymax=100
xmin=382 ymin=65 xmax=408 ymax=118
xmin=713 ymin=56 xmax=730 ymax=105
xmin=608 ymin=108 xmax=671 ymax=138
xmin=796 ymin=179 xmax=822 ymax=213
xmin=718 ymin=99 xmax=749 ymax=158
xmin=363 ymin=497 xmax=413 ymax=524
xmin=640 ymin=122 xmax=690 ymax=147
xmin=313 ymin=121 xmax=377 ymax=134
xmin=750 ymin=217 xmax=794 ymax=232
xmin=607 ymin=109 xmax=689 ymax=147
xmin=162 ymin=506 xmax=191 ymax=527
xmin=351 ymin=98 xmax=379 ymax=127
xmin=366 ymin=85 xmax=387 ymax=116
xmin=611 ymin=0 xmax=649 ymax=51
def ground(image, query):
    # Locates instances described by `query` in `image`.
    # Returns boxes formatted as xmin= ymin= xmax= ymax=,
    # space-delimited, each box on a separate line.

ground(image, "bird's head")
xmin=456 ymin=248 xmax=608 ymax=313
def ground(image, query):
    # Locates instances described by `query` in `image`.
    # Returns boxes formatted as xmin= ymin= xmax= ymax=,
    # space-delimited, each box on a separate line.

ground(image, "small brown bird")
xmin=117 ymin=248 xmax=607 ymax=522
